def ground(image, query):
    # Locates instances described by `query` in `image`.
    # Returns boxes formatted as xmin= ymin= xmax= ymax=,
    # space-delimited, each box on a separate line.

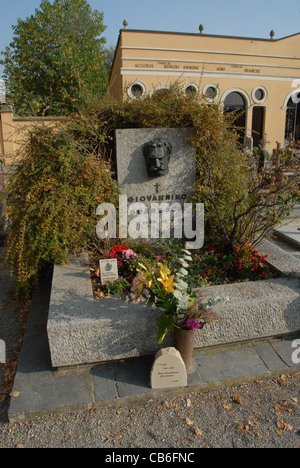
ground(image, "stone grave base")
xmin=47 ymin=240 xmax=300 ymax=368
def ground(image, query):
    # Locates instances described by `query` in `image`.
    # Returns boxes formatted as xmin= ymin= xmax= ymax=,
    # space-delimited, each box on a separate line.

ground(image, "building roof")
xmin=117 ymin=28 xmax=300 ymax=43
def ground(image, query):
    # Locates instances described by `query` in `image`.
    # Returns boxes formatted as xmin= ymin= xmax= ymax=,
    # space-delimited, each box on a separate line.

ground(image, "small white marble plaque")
xmin=99 ymin=259 xmax=118 ymax=285
xmin=0 ymin=339 xmax=6 ymax=364
xmin=150 ymin=347 xmax=187 ymax=389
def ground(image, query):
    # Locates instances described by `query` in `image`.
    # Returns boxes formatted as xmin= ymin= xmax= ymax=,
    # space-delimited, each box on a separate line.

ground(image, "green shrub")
xmin=3 ymin=83 xmax=299 ymax=294
xmin=2 ymin=124 xmax=117 ymax=294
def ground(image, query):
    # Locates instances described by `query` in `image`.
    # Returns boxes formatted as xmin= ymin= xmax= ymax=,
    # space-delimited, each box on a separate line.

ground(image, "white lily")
xmin=183 ymin=256 xmax=193 ymax=262
xmin=178 ymin=267 xmax=188 ymax=276
xmin=175 ymin=280 xmax=189 ymax=291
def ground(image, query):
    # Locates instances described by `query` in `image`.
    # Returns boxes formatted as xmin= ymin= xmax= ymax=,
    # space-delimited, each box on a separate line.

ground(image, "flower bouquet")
xmin=130 ymin=248 xmax=221 ymax=345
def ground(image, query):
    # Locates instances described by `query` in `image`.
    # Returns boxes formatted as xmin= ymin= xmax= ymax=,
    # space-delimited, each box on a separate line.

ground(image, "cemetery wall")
xmin=0 ymin=105 xmax=62 ymax=234
xmin=0 ymin=105 xmax=62 ymax=169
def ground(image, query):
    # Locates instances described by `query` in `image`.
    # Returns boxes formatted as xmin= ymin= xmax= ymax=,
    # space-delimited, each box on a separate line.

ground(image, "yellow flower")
xmin=157 ymin=263 xmax=175 ymax=292
xmin=157 ymin=262 xmax=171 ymax=279
xmin=137 ymin=270 xmax=152 ymax=289
xmin=157 ymin=275 xmax=175 ymax=293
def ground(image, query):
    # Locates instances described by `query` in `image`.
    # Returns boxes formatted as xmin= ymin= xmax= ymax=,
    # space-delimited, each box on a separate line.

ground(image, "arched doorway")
xmin=223 ymin=91 xmax=246 ymax=142
xmin=285 ymin=92 xmax=300 ymax=143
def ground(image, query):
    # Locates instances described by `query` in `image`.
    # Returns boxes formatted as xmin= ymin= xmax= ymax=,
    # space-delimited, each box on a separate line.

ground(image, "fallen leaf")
xmin=170 ymin=403 xmax=179 ymax=408
xmin=277 ymin=420 xmax=286 ymax=430
xmin=194 ymin=427 xmax=202 ymax=437
xmin=233 ymin=395 xmax=242 ymax=405
xmin=9 ymin=391 xmax=20 ymax=398
xmin=277 ymin=420 xmax=293 ymax=432
xmin=223 ymin=403 xmax=232 ymax=412
xmin=281 ymin=400 xmax=289 ymax=407
xmin=185 ymin=417 xmax=194 ymax=426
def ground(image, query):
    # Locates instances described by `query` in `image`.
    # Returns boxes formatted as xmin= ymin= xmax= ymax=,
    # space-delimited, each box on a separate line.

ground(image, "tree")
xmin=104 ymin=45 xmax=116 ymax=73
xmin=0 ymin=0 xmax=107 ymax=116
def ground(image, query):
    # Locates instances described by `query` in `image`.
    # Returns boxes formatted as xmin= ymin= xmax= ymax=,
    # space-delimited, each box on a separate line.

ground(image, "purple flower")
xmin=186 ymin=318 xmax=203 ymax=330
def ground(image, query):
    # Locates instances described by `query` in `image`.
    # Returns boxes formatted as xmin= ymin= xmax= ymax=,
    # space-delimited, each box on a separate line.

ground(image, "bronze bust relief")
xmin=143 ymin=139 xmax=172 ymax=178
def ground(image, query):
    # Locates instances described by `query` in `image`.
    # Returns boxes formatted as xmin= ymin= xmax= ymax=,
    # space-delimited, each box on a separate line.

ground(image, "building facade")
xmin=109 ymin=29 xmax=300 ymax=151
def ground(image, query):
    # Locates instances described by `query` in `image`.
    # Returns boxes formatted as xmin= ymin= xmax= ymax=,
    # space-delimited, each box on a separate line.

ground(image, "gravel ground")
xmin=0 ymin=257 xmax=299 ymax=448
xmin=0 ymin=372 xmax=299 ymax=448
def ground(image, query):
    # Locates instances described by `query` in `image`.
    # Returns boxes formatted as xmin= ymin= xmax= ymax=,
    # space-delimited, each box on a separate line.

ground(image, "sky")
xmin=0 ymin=0 xmax=300 ymax=79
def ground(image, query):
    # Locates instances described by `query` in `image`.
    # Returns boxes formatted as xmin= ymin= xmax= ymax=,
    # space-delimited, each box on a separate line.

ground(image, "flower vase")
xmin=175 ymin=328 xmax=197 ymax=375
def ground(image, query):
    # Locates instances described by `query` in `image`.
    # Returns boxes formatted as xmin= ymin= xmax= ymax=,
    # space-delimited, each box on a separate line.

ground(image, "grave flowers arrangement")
xmin=130 ymin=248 xmax=221 ymax=344
xmin=106 ymin=244 xmax=138 ymax=278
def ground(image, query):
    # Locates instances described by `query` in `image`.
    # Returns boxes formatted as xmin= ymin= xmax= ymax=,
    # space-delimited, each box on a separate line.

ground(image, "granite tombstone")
xmin=115 ymin=128 xmax=196 ymax=240
xmin=115 ymin=128 xmax=195 ymax=207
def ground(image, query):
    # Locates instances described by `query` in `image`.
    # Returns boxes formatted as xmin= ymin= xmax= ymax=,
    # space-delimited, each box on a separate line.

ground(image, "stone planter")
xmin=47 ymin=239 xmax=300 ymax=368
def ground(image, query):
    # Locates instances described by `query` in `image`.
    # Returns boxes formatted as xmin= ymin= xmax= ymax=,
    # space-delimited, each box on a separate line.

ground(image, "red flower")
xmin=109 ymin=244 xmax=129 ymax=256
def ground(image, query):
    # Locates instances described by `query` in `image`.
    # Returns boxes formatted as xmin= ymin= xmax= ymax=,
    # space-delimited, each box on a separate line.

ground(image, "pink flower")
xmin=130 ymin=293 xmax=146 ymax=304
xmin=155 ymin=255 xmax=165 ymax=261
xmin=123 ymin=249 xmax=137 ymax=260
xmin=131 ymin=277 xmax=139 ymax=292
xmin=186 ymin=318 xmax=203 ymax=330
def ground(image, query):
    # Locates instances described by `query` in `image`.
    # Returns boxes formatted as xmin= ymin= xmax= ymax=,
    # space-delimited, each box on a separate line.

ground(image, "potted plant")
xmin=130 ymin=248 xmax=221 ymax=374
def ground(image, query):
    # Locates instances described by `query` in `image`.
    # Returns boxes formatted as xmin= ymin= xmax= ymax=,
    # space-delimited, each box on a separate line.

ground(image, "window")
xmin=183 ymin=83 xmax=199 ymax=98
xmin=127 ymin=81 xmax=147 ymax=99
xmin=149 ymin=85 xmax=171 ymax=97
xmin=223 ymin=91 xmax=246 ymax=142
xmin=285 ymin=93 xmax=300 ymax=143
xmin=252 ymin=106 xmax=265 ymax=147
xmin=203 ymin=84 xmax=220 ymax=102
xmin=224 ymin=92 xmax=245 ymax=109
xmin=252 ymin=86 xmax=268 ymax=104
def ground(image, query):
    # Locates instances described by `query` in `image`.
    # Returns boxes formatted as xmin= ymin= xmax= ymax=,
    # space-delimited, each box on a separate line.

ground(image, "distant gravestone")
xmin=244 ymin=135 xmax=253 ymax=152
xmin=0 ymin=340 xmax=5 ymax=364
xmin=150 ymin=347 xmax=187 ymax=389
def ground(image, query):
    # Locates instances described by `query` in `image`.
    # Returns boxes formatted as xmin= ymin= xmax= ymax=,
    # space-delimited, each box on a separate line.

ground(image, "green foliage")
xmin=89 ymin=85 xmax=299 ymax=253
xmin=107 ymin=278 xmax=131 ymax=296
xmin=195 ymin=132 xmax=300 ymax=251
xmin=0 ymin=0 xmax=107 ymax=116
xmin=187 ymin=246 xmax=270 ymax=288
xmin=2 ymin=124 xmax=118 ymax=295
xmin=3 ymin=83 xmax=299 ymax=294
